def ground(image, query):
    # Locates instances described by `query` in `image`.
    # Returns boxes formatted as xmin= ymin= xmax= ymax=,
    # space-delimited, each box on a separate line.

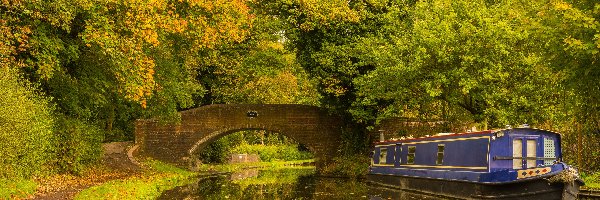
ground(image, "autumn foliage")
xmin=1 ymin=0 xmax=252 ymax=105
xmin=2 ymin=0 xmax=600 ymax=182
xmin=0 ymin=0 xmax=253 ymax=179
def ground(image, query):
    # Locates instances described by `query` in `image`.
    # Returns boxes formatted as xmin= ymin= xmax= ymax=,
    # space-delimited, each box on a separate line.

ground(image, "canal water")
xmin=158 ymin=168 xmax=447 ymax=199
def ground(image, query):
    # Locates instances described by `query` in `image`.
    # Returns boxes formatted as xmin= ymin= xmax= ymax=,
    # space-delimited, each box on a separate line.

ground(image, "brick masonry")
xmin=134 ymin=104 xmax=344 ymax=170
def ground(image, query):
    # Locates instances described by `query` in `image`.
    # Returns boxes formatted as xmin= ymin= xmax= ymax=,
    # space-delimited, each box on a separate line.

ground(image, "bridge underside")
xmin=134 ymin=104 xmax=344 ymax=170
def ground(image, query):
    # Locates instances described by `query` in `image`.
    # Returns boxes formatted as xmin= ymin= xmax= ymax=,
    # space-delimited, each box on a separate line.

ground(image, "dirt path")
xmin=32 ymin=142 xmax=142 ymax=200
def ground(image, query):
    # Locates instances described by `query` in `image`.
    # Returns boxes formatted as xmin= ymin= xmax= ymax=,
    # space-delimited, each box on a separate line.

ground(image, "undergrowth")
xmin=582 ymin=171 xmax=600 ymax=189
xmin=74 ymin=160 xmax=195 ymax=200
xmin=0 ymin=178 xmax=37 ymax=199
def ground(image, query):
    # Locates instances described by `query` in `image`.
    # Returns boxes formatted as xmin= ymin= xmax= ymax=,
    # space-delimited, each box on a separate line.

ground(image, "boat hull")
xmin=366 ymin=174 xmax=582 ymax=200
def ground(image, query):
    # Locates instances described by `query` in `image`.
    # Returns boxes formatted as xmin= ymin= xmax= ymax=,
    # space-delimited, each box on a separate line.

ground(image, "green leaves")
xmin=274 ymin=0 xmax=576 ymax=129
xmin=0 ymin=67 xmax=54 ymax=179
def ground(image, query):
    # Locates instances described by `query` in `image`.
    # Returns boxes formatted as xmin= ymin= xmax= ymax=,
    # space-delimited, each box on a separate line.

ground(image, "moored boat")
xmin=367 ymin=127 xmax=583 ymax=199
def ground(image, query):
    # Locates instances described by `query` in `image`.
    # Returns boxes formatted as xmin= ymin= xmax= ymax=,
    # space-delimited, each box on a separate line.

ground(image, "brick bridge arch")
xmin=134 ymin=104 xmax=343 ymax=170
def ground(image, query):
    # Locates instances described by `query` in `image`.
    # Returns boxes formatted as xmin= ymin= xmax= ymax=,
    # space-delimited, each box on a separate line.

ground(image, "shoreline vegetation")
xmin=2 ymin=0 xmax=600 ymax=199
xmin=0 ymin=159 xmax=317 ymax=199
xmin=1 ymin=156 xmax=600 ymax=199
xmin=74 ymin=159 xmax=315 ymax=200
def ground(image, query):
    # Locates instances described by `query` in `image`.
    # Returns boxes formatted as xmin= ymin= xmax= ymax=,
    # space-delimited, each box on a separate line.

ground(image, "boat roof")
xmin=374 ymin=127 xmax=561 ymax=145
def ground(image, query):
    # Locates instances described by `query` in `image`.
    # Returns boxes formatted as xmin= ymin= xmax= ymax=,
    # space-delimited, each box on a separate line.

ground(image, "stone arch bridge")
xmin=134 ymin=104 xmax=344 ymax=170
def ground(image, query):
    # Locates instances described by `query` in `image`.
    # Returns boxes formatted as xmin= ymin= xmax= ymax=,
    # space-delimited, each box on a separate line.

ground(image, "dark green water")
xmin=158 ymin=168 xmax=443 ymax=200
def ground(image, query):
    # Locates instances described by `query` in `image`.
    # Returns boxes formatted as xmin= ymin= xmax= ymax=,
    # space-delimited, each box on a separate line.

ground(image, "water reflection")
xmin=230 ymin=169 xmax=259 ymax=180
xmin=159 ymin=168 xmax=446 ymax=200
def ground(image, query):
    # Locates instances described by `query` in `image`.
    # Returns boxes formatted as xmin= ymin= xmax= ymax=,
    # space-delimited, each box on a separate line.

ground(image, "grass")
xmin=0 ymin=178 xmax=37 ymax=199
xmin=582 ymin=171 xmax=600 ymax=190
xmin=196 ymin=159 xmax=315 ymax=172
xmin=74 ymin=160 xmax=196 ymax=200
xmin=73 ymin=159 xmax=315 ymax=200
xmin=231 ymin=144 xmax=313 ymax=162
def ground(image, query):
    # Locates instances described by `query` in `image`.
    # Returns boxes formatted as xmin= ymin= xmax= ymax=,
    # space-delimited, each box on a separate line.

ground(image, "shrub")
xmin=231 ymin=144 xmax=313 ymax=162
xmin=0 ymin=67 xmax=55 ymax=179
xmin=582 ymin=171 xmax=600 ymax=189
xmin=198 ymin=132 xmax=314 ymax=163
xmin=198 ymin=132 xmax=245 ymax=163
xmin=52 ymin=116 xmax=104 ymax=174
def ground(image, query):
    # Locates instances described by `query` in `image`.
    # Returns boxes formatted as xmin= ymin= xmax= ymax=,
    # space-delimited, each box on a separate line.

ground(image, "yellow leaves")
xmin=564 ymin=36 xmax=586 ymax=51
xmin=553 ymin=1 xmax=571 ymax=11
xmin=297 ymin=0 xmax=360 ymax=31
xmin=116 ymin=50 xmax=157 ymax=105
xmin=167 ymin=19 xmax=188 ymax=34
xmin=257 ymin=40 xmax=284 ymax=51
xmin=77 ymin=0 xmax=252 ymax=107
xmin=142 ymin=29 xmax=160 ymax=47
xmin=186 ymin=0 xmax=252 ymax=48
xmin=243 ymin=71 xmax=300 ymax=104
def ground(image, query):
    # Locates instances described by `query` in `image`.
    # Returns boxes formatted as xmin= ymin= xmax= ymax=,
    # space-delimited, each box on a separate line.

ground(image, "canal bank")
xmin=18 ymin=141 xmax=600 ymax=199
xmin=69 ymin=143 xmax=317 ymax=200
xmin=72 ymin=161 xmax=316 ymax=199
xmin=31 ymin=142 xmax=143 ymax=199
xmin=24 ymin=140 xmax=319 ymax=200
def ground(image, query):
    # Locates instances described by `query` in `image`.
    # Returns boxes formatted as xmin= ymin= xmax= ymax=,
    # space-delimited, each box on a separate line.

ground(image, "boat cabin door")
xmin=512 ymin=137 xmax=538 ymax=169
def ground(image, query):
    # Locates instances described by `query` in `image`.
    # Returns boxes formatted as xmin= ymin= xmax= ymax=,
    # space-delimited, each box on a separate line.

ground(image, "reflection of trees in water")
xmin=196 ymin=176 xmax=227 ymax=197
xmin=159 ymin=169 xmax=440 ymax=199
xmin=293 ymin=175 xmax=316 ymax=199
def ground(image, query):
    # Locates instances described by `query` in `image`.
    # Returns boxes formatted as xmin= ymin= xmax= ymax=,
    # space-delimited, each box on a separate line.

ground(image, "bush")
xmin=0 ymin=67 xmax=55 ymax=179
xmin=582 ymin=171 xmax=600 ymax=189
xmin=231 ymin=144 xmax=313 ymax=162
xmin=198 ymin=132 xmax=245 ymax=163
xmin=52 ymin=116 xmax=104 ymax=174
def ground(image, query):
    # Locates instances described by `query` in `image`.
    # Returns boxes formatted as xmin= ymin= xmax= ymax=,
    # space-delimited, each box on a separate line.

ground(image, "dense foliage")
xmin=2 ymin=0 xmax=600 ymax=179
xmin=259 ymin=0 xmax=600 ymax=172
xmin=199 ymin=131 xmax=313 ymax=163
xmin=231 ymin=143 xmax=313 ymax=162
xmin=52 ymin=116 xmax=104 ymax=175
xmin=0 ymin=0 xmax=255 ymax=178
xmin=0 ymin=68 xmax=54 ymax=178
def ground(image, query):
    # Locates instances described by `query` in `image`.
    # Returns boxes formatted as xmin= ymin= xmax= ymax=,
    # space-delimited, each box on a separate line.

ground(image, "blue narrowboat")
xmin=367 ymin=127 xmax=583 ymax=199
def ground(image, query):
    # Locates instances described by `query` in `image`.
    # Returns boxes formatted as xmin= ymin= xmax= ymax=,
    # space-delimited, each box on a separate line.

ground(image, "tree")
xmin=194 ymin=3 xmax=320 ymax=106
xmin=0 ymin=0 xmax=255 ymax=174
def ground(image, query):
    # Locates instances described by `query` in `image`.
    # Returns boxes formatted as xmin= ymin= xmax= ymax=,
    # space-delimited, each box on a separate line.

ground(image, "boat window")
xmin=407 ymin=146 xmax=416 ymax=164
xmin=513 ymin=139 xmax=523 ymax=169
xmin=527 ymin=139 xmax=537 ymax=168
xmin=395 ymin=144 xmax=402 ymax=164
xmin=436 ymin=144 xmax=444 ymax=165
xmin=543 ymin=138 xmax=555 ymax=166
xmin=379 ymin=148 xmax=387 ymax=164
xmin=371 ymin=150 xmax=375 ymax=165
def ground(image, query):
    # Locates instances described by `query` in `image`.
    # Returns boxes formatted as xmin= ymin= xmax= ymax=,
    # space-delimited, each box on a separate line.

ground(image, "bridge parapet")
xmin=134 ymin=104 xmax=343 ymax=170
